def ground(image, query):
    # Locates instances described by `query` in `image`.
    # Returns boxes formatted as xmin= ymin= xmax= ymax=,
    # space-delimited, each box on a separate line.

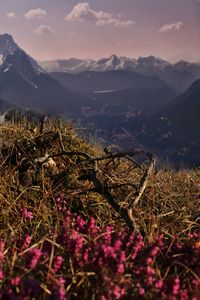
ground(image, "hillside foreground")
xmin=0 ymin=118 xmax=199 ymax=299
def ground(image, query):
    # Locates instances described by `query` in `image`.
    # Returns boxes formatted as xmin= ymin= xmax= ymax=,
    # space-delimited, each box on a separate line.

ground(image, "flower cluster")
xmin=21 ymin=208 xmax=33 ymax=220
xmin=0 ymin=211 xmax=199 ymax=299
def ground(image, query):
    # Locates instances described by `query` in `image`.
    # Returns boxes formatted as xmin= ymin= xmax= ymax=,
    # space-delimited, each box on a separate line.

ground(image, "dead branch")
xmin=37 ymin=149 xmax=155 ymax=232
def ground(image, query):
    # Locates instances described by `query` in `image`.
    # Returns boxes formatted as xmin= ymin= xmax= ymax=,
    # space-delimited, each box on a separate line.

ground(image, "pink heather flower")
xmin=53 ymin=256 xmax=63 ymax=273
xmin=83 ymin=249 xmax=89 ymax=263
xmin=21 ymin=208 xmax=33 ymax=220
xmin=113 ymin=285 xmax=125 ymax=299
xmin=0 ymin=269 xmax=4 ymax=281
xmin=21 ymin=235 xmax=31 ymax=250
xmin=172 ymin=276 xmax=180 ymax=295
xmin=57 ymin=287 xmax=65 ymax=300
xmin=120 ymin=251 xmax=126 ymax=263
xmin=180 ymin=289 xmax=188 ymax=300
xmin=149 ymin=246 xmax=159 ymax=257
xmin=117 ymin=263 xmax=124 ymax=274
xmin=136 ymin=283 xmax=145 ymax=296
xmin=88 ymin=217 xmax=96 ymax=230
xmin=146 ymin=257 xmax=153 ymax=265
xmin=113 ymin=239 xmax=122 ymax=250
xmin=11 ymin=276 xmax=20 ymax=286
xmin=155 ymin=280 xmax=163 ymax=289
xmin=176 ymin=242 xmax=183 ymax=250
xmin=98 ymin=257 xmax=103 ymax=268
xmin=65 ymin=211 xmax=72 ymax=224
xmin=76 ymin=216 xmax=86 ymax=231
xmin=57 ymin=277 xmax=66 ymax=300
xmin=146 ymin=266 xmax=155 ymax=275
xmin=74 ymin=236 xmax=84 ymax=255
xmin=146 ymin=276 xmax=154 ymax=285
xmin=101 ymin=245 xmax=116 ymax=259
xmin=138 ymin=286 xmax=145 ymax=296
xmin=156 ymin=235 xmax=164 ymax=247
xmin=27 ymin=248 xmax=41 ymax=269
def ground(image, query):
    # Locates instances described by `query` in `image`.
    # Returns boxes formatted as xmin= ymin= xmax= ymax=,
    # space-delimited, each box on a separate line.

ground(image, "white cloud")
xmin=34 ymin=25 xmax=55 ymax=35
xmin=159 ymin=21 xmax=184 ymax=33
xmin=6 ymin=12 xmax=17 ymax=18
xmin=65 ymin=2 xmax=134 ymax=28
xmin=25 ymin=8 xmax=47 ymax=19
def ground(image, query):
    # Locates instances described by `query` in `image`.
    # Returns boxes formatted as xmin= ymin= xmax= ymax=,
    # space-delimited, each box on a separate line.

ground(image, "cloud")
xmin=65 ymin=2 xmax=134 ymax=28
xmin=6 ymin=12 xmax=17 ymax=18
xmin=34 ymin=25 xmax=55 ymax=35
xmin=25 ymin=8 xmax=47 ymax=19
xmin=159 ymin=21 xmax=184 ymax=33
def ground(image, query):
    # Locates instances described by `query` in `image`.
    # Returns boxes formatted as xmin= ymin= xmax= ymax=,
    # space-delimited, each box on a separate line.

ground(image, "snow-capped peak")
xmin=137 ymin=56 xmax=171 ymax=70
xmin=0 ymin=33 xmax=44 ymax=74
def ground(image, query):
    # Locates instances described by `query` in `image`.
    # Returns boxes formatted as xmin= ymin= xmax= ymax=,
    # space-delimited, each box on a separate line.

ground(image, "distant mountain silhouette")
xmin=41 ymin=55 xmax=200 ymax=92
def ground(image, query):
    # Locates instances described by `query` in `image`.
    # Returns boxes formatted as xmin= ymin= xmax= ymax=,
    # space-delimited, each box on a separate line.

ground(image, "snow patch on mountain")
xmin=40 ymin=54 xmax=188 ymax=74
xmin=0 ymin=55 xmax=3 ymax=66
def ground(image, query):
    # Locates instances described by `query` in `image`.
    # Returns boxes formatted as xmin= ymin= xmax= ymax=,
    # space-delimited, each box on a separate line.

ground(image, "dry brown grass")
xmin=0 ymin=117 xmax=199 ymax=242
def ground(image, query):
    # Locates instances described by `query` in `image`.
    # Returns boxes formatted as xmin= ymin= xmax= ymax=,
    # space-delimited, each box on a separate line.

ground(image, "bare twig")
xmin=35 ymin=149 xmax=155 ymax=232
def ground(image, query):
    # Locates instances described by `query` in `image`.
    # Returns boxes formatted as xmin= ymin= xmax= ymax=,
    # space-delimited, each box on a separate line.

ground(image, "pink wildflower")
xmin=172 ymin=276 xmax=180 ymax=295
xmin=11 ymin=276 xmax=20 ymax=286
xmin=120 ymin=251 xmax=126 ymax=262
xmin=53 ymin=256 xmax=63 ymax=273
xmin=57 ymin=277 xmax=65 ymax=300
xmin=117 ymin=263 xmax=124 ymax=274
xmin=113 ymin=285 xmax=125 ymax=299
xmin=20 ymin=235 xmax=31 ymax=250
xmin=21 ymin=208 xmax=33 ymax=220
xmin=0 ymin=269 xmax=4 ymax=281
xmin=155 ymin=280 xmax=163 ymax=289
xmin=88 ymin=217 xmax=96 ymax=232
xmin=149 ymin=246 xmax=159 ymax=257
xmin=139 ymin=287 xmax=145 ymax=295
xmin=27 ymin=248 xmax=41 ymax=269
xmin=83 ymin=249 xmax=89 ymax=263
xmin=113 ymin=239 xmax=122 ymax=250
xmin=146 ymin=257 xmax=153 ymax=265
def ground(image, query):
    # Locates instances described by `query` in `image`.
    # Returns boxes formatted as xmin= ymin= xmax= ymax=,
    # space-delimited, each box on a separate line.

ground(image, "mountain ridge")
xmin=40 ymin=55 xmax=200 ymax=91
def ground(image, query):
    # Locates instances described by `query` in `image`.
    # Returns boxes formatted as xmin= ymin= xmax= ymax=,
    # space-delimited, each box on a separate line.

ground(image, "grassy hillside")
xmin=0 ymin=118 xmax=199 ymax=299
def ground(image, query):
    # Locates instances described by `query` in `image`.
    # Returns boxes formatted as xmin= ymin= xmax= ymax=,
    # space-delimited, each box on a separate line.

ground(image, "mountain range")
xmin=41 ymin=54 xmax=200 ymax=92
xmin=0 ymin=33 xmax=200 ymax=167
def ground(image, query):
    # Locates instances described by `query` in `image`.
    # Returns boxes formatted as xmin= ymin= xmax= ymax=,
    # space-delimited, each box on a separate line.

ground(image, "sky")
xmin=0 ymin=0 xmax=200 ymax=62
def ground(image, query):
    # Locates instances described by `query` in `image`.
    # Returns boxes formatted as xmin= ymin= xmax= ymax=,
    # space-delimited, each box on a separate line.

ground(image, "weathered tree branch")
xmin=36 ymin=148 xmax=155 ymax=233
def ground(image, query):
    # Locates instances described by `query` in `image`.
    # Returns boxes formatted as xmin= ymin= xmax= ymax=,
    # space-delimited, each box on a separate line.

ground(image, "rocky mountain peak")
xmin=0 ymin=33 xmax=19 ymax=58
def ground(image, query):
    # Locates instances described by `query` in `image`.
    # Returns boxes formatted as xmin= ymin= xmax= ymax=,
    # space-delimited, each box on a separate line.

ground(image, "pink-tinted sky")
xmin=0 ymin=0 xmax=200 ymax=62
